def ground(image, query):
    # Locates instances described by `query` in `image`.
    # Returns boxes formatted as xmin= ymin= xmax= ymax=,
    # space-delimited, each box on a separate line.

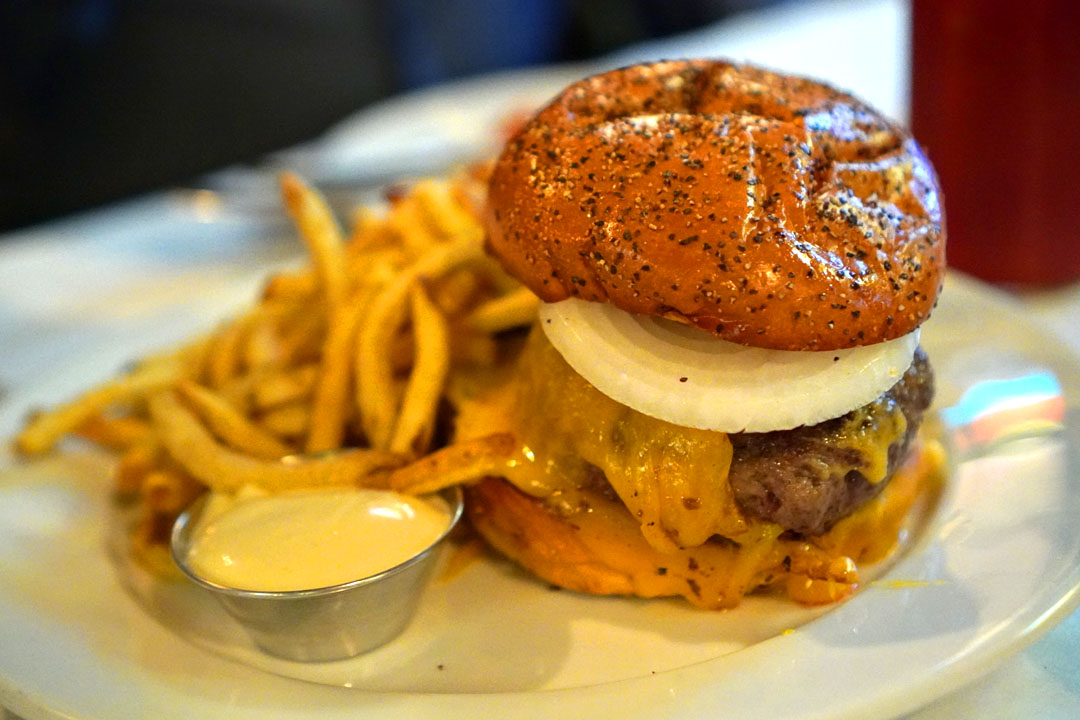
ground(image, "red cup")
xmin=911 ymin=0 xmax=1080 ymax=286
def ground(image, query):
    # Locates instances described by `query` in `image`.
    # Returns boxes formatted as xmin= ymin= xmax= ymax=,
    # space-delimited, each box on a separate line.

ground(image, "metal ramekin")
xmin=170 ymin=486 xmax=463 ymax=662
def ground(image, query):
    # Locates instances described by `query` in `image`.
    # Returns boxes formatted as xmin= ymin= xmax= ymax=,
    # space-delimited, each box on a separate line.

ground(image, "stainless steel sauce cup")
xmin=170 ymin=486 xmax=464 ymax=662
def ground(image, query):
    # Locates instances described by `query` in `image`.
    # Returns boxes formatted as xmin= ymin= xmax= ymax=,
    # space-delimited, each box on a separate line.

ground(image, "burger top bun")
xmin=486 ymin=60 xmax=945 ymax=351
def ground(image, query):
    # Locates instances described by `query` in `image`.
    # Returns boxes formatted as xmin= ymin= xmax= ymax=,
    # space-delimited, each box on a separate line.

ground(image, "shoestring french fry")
xmin=386 ymin=433 xmax=520 ymax=495
xmin=141 ymin=464 xmax=204 ymax=515
xmin=251 ymin=364 xmax=318 ymax=410
xmin=242 ymin=310 xmax=287 ymax=371
xmin=466 ymin=286 xmax=540 ymax=334
xmin=347 ymin=207 xmax=393 ymax=254
xmin=258 ymin=402 xmax=310 ymax=439
xmin=389 ymin=284 xmax=450 ymax=456
xmin=207 ymin=302 xmax=293 ymax=387
xmin=16 ymin=355 xmax=188 ymax=456
xmin=413 ymin=180 xmax=484 ymax=239
xmin=74 ymin=415 xmax=155 ymax=452
xmin=385 ymin=195 xmax=438 ymax=256
xmin=206 ymin=317 xmax=249 ymax=390
xmin=356 ymin=237 xmax=485 ymax=450
xmin=280 ymin=173 xmax=348 ymax=313
xmin=276 ymin=305 xmax=326 ymax=366
xmin=262 ymin=268 xmax=316 ymax=302
xmin=176 ymin=380 xmax=292 ymax=460
xmin=148 ymin=391 xmax=403 ymax=492
xmin=305 ymin=298 xmax=365 ymax=453
xmin=355 ymin=282 xmax=409 ymax=450
xmin=114 ymin=442 xmax=162 ymax=497
xmin=432 ymin=268 xmax=481 ymax=316
xmin=14 ymin=169 xmax=542 ymax=576
xmin=215 ymin=372 xmax=260 ymax=414
xmin=475 ymin=255 xmax=523 ymax=294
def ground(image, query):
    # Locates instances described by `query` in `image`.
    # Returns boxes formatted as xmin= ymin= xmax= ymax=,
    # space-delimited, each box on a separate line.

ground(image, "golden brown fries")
xmin=280 ymin=173 xmax=348 ymax=312
xmin=114 ymin=443 xmax=162 ymax=497
xmin=357 ymin=236 xmax=486 ymax=449
xmin=175 ymin=380 xmax=292 ymax=460
xmin=258 ymin=402 xmax=310 ymax=439
xmin=206 ymin=317 xmax=249 ymax=390
xmin=14 ymin=168 xmax=541 ymax=576
xmin=141 ymin=464 xmax=205 ymax=515
xmin=389 ymin=284 xmax=450 ymax=455
xmin=467 ymin=286 xmax=541 ymax=334
xmin=386 ymin=433 xmax=520 ymax=495
xmin=251 ymin=364 xmax=318 ymax=410
xmin=16 ymin=354 xmax=188 ymax=456
xmin=305 ymin=299 xmax=364 ymax=453
xmin=148 ymin=391 xmax=403 ymax=493
xmin=74 ymin=415 xmax=154 ymax=453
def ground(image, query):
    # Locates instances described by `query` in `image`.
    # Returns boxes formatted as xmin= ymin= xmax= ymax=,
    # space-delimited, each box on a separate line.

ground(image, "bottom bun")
xmin=466 ymin=435 xmax=945 ymax=609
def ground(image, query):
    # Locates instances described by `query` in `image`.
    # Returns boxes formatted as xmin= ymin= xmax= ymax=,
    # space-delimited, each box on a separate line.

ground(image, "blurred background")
xmin=0 ymin=0 xmax=781 ymax=233
xmin=1 ymin=0 xmax=1077 ymax=285
xmin=3 ymin=6 xmax=1080 ymax=720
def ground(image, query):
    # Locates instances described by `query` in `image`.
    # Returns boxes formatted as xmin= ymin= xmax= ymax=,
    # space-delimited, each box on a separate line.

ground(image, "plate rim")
xmin=2 ymin=273 xmax=1080 ymax=720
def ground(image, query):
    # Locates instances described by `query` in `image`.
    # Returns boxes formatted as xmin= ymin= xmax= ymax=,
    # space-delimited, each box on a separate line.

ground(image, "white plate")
xmin=1 ymin=19 xmax=1078 ymax=714
xmin=1 ymin=269 xmax=1079 ymax=720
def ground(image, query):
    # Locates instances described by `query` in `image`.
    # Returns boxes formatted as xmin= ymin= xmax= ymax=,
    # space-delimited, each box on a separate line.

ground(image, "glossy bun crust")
xmin=486 ymin=60 xmax=944 ymax=350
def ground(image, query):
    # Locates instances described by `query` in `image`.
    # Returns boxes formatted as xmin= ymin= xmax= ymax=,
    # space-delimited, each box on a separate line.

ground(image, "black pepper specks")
xmin=488 ymin=59 xmax=944 ymax=351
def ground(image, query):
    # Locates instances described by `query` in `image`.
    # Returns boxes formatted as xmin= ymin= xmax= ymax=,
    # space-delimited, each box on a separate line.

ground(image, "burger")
xmin=456 ymin=60 xmax=944 ymax=608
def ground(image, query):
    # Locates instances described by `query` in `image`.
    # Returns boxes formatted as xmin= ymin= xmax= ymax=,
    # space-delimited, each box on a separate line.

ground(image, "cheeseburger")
xmin=459 ymin=60 xmax=944 ymax=608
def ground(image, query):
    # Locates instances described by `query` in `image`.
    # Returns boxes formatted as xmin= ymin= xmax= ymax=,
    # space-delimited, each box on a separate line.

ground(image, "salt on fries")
xmin=14 ymin=168 xmax=537 ymax=571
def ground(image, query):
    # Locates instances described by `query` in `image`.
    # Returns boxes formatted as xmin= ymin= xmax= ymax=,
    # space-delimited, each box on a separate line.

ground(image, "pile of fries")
xmin=15 ymin=168 xmax=538 ymax=572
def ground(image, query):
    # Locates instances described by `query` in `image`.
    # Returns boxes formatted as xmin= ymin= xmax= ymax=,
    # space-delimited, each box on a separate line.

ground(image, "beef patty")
xmin=728 ymin=347 xmax=934 ymax=535
xmin=545 ymin=339 xmax=934 ymax=540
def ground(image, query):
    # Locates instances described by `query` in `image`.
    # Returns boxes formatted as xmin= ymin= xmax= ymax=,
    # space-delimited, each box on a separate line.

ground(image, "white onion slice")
xmin=538 ymin=299 xmax=920 ymax=433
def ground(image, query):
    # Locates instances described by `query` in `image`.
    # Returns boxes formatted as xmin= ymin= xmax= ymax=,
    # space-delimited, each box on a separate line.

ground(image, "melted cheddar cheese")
xmin=511 ymin=328 xmax=747 ymax=552
xmin=825 ymin=397 xmax=908 ymax=484
xmin=454 ymin=326 xmax=943 ymax=607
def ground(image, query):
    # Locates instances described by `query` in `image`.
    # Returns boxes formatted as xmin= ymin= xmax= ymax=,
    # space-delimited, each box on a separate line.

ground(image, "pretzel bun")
xmin=486 ymin=60 xmax=945 ymax=351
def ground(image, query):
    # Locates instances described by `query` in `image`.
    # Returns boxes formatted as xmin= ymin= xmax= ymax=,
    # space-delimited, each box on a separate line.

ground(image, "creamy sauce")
xmin=186 ymin=486 xmax=451 ymax=592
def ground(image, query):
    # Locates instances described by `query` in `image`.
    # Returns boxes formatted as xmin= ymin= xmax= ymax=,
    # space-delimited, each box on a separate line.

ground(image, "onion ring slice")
xmin=539 ymin=299 xmax=919 ymax=433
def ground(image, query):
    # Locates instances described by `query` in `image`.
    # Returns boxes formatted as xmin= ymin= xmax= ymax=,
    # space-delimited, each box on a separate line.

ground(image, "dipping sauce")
xmin=185 ymin=486 xmax=452 ymax=592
